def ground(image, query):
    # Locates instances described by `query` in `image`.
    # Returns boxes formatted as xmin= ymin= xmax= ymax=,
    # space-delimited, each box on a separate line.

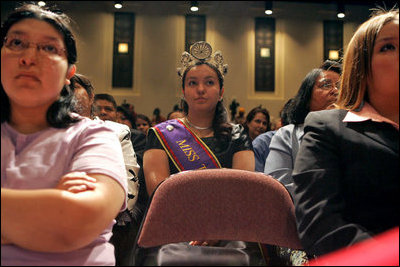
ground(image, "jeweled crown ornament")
xmin=177 ymin=41 xmax=228 ymax=79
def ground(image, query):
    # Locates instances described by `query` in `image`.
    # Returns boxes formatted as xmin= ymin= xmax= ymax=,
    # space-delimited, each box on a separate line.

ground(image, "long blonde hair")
xmin=337 ymin=8 xmax=399 ymax=110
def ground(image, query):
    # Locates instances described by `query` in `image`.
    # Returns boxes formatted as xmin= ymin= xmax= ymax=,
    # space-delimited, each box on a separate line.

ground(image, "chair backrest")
xmin=137 ymin=168 xmax=303 ymax=249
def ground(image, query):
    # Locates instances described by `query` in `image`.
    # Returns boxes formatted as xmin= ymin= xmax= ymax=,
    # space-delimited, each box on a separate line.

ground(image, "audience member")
xmin=253 ymin=98 xmax=292 ymax=172
xmin=151 ymin=107 xmax=166 ymax=126
xmin=70 ymin=76 xmax=141 ymax=265
xmin=264 ymin=61 xmax=341 ymax=195
xmin=143 ymin=41 xmax=254 ymax=246
xmin=117 ymin=105 xmax=135 ymax=129
xmin=234 ymin=106 xmax=246 ymax=125
xmin=243 ymin=106 xmax=271 ymax=141
xmin=93 ymin=93 xmax=117 ymax=121
xmin=167 ymin=109 xmax=185 ymax=120
xmin=136 ymin=113 xmax=152 ymax=135
xmin=1 ymin=4 xmax=126 ymax=265
xmin=292 ymin=8 xmax=398 ymax=256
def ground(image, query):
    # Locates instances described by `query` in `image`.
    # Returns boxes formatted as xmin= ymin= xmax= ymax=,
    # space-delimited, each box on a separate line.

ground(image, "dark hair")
xmin=94 ymin=94 xmax=117 ymax=109
xmin=244 ymin=106 xmax=271 ymax=132
xmin=117 ymin=105 xmax=136 ymax=129
xmin=181 ymin=62 xmax=232 ymax=141
xmin=320 ymin=60 xmax=342 ymax=75
xmin=136 ymin=114 xmax=152 ymax=126
xmin=70 ymin=73 xmax=95 ymax=117
xmin=279 ymin=98 xmax=294 ymax=127
xmin=1 ymin=4 xmax=79 ymax=128
xmin=286 ymin=68 xmax=323 ymax=125
xmin=70 ymin=73 xmax=94 ymax=99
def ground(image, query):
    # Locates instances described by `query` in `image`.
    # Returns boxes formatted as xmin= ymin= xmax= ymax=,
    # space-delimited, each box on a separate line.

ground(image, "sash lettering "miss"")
xmin=152 ymin=119 xmax=221 ymax=171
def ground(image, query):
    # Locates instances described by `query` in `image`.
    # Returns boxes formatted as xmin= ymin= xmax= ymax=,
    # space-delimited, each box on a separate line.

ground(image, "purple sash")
xmin=151 ymin=119 xmax=221 ymax=171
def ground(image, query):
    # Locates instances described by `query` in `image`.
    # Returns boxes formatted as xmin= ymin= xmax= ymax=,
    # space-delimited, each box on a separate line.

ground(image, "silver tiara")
xmin=177 ymin=41 xmax=228 ymax=79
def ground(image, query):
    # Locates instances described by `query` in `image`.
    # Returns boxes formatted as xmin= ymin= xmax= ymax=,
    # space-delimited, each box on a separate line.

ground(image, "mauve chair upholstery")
xmin=137 ymin=168 xmax=302 ymax=250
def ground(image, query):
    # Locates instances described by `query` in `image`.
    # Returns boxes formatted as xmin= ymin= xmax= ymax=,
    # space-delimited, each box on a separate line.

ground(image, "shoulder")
xmin=230 ymin=123 xmax=245 ymax=137
xmin=305 ymin=109 xmax=348 ymax=125
xmin=253 ymin=130 xmax=276 ymax=146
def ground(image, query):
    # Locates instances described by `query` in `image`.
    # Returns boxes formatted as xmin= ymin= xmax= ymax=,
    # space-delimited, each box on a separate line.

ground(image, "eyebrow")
xmin=7 ymin=30 xmax=61 ymax=42
xmin=187 ymin=75 xmax=216 ymax=80
xmin=375 ymin=36 xmax=397 ymax=43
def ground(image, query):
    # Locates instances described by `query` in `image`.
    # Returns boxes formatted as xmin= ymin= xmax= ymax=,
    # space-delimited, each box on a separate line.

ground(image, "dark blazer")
xmin=292 ymin=109 xmax=399 ymax=256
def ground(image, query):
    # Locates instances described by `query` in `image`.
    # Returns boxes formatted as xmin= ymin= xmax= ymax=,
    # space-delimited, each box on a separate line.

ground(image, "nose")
xmin=19 ymin=46 xmax=39 ymax=66
xmin=197 ymin=83 xmax=206 ymax=94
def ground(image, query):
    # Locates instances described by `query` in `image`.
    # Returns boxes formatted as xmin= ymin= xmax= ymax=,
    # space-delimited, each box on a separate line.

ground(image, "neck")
xmin=9 ymin=104 xmax=49 ymax=134
xmin=369 ymin=98 xmax=399 ymax=125
xmin=185 ymin=116 xmax=212 ymax=130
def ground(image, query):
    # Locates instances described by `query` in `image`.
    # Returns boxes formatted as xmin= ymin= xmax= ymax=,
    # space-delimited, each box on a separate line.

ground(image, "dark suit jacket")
xmin=292 ymin=109 xmax=399 ymax=256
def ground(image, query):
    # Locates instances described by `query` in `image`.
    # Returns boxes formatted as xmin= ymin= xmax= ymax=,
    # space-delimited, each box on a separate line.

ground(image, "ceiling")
xmin=2 ymin=1 xmax=398 ymax=21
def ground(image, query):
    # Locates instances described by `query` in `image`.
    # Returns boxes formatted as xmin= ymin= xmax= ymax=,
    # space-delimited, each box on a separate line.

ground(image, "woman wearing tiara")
xmin=142 ymin=42 xmax=255 ymax=245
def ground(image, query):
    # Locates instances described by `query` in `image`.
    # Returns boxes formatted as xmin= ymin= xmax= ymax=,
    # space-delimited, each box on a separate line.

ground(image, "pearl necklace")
xmin=184 ymin=117 xmax=212 ymax=130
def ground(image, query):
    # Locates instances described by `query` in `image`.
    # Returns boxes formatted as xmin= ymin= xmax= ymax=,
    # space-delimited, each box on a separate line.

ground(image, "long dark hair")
xmin=181 ymin=62 xmax=232 ymax=141
xmin=286 ymin=68 xmax=323 ymax=125
xmin=244 ymin=106 xmax=271 ymax=132
xmin=1 ymin=4 xmax=79 ymax=128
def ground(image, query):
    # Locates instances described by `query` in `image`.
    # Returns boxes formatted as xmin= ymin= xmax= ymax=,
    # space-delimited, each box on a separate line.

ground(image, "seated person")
xmin=264 ymin=60 xmax=341 ymax=195
xmin=1 ymin=5 xmax=126 ymax=265
xmin=243 ymin=106 xmax=271 ymax=141
xmin=143 ymin=41 xmax=254 ymax=246
xmin=292 ymin=9 xmax=399 ymax=256
xmin=252 ymin=98 xmax=292 ymax=172
xmin=71 ymin=77 xmax=140 ymax=265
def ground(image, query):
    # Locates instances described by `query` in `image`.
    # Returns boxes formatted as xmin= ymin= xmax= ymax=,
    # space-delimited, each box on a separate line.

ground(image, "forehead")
xmin=317 ymin=70 xmax=340 ymax=82
xmin=376 ymin=20 xmax=399 ymax=41
xmin=136 ymin=118 xmax=149 ymax=124
xmin=95 ymin=99 xmax=114 ymax=107
xmin=74 ymin=85 xmax=89 ymax=98
xmin=186 ymin=64 xmax=218 ymax=79
xmin=253 ymin=112 xmax=267 ymax=120
xmin=7 ymin=18 xmax=63 ymax=42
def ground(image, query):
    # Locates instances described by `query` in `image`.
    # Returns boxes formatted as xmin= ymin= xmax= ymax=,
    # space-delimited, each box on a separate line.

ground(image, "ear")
xmin=65 ymin=65 xmax=76 ymax=85
xmin=219 ymin=87 xmax=224 ymax=101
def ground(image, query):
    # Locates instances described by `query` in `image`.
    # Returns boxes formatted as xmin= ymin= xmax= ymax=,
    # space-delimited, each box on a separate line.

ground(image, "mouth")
xmin=16 ymin=74 xmax=40 ymax=81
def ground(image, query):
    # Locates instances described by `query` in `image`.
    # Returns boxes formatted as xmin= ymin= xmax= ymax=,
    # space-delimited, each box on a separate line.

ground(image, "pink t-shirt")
xmin=1 ymin=116 xmax=127 ymax=266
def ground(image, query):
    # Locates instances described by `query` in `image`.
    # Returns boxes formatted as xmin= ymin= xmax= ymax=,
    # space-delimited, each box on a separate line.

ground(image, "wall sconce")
xmin=328 ymin=50 xmax=339 ymax=60
xmin=118 ymin=43 xmax=129 ymax=54
xmin=260 ymin=48 xmax=271 ymax=58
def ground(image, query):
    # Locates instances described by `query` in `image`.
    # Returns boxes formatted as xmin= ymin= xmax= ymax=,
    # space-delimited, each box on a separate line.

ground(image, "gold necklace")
xmin=185 ymin=117 xmax=212 ymax=130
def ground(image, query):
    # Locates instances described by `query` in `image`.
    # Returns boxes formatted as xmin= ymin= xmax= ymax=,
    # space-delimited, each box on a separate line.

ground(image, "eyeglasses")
xmin=318 ymin=82 xmax=340 ymax=90
xmin=3 ymin=35 xmax=66 ymax=58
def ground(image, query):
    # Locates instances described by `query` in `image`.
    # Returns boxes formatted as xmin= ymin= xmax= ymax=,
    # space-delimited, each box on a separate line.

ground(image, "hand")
xmin=56 ymin=172 xmax=97 ymax=193
xmin=189 ymin=240 xmax=220 ymax=246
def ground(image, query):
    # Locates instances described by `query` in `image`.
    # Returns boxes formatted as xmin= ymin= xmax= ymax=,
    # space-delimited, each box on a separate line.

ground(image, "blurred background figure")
xmin=167 ymin=109 xmax=185 ymax=120
xmin=243 ymin=106 xmax=271 ymax=141
xmin=151 ymin=107 xmax=166 ymax=126
xmin=136 ymin=114 xmax=152 ymax=135
xmin=234 ymin=106 xmax=246 ymax=125
xmin=117 ymin=105 xmax=136 ymax=129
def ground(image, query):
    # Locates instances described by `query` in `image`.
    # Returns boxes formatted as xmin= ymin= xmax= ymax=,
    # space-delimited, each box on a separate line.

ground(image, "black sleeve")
xmin=292 ymin=111 xmax=371 ymax=256
xmin=231 ymin=124 xmax=253 ymax=153
xmin=144 ymin=127 xmax=164 ymax=151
